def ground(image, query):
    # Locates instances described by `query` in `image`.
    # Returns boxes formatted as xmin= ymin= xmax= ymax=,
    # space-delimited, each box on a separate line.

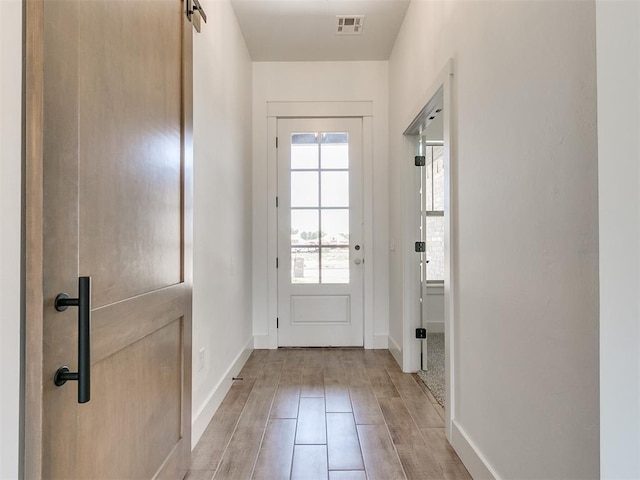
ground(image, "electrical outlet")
xmin=198 ymin=347 xmax=205 ymax=372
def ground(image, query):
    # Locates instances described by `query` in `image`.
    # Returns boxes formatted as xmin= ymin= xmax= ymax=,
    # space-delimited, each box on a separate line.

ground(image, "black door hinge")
xmin=276 ymin=137 xmax=279 ymax=148
xmin=276 ymin=196 xmax=279 ymax=208
xmin=416 ymin=328 xmax=427 ymax=339
xmin=276 ymin=257 xmax=279 ymax=268
xmin=277 ymin=318 xmax=279 ymax=328
xmin=415 ymin=155 xmax=426 ymax=166
xmin=415 ymin=241 xmax=426 ymax=252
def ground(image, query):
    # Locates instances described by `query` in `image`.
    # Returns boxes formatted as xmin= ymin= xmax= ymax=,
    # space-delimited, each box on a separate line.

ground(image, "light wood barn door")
xmin=25 ymin=0 xmax=193 ymax=478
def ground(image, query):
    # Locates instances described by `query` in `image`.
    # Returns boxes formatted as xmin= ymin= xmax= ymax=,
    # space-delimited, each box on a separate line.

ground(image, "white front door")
xmin=277 ymin=118 xmax=364 ymax=346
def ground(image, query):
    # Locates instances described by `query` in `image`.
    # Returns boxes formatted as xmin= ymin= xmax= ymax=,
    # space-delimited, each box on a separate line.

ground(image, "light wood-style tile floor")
xmin=187 ymin=349 xmax=471 ymax=480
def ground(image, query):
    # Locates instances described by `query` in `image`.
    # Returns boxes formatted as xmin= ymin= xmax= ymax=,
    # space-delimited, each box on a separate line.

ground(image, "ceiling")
xmin=230 ymin=0 xmax=411 ymax=62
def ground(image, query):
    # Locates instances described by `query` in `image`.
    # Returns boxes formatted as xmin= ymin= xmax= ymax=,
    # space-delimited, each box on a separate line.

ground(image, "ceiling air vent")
xmin=336 ymin=15 xmax=365 ymax=35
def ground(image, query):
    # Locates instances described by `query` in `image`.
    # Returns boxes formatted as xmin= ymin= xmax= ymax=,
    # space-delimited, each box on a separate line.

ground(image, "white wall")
xmin=191 ymin=0 xmax=254 ymax=445
xmin=0 ymin=0 xmax=22 ymax=477
xmin=597 ymin=1 xmax=640 ymax=478
xmin=389 ymin=1 xmax=599 ymax=478
xmin=252 ymin=61 xmax=390 ymax=348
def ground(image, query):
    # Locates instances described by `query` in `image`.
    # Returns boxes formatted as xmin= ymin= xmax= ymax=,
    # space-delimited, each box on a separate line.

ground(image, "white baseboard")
xmin=372 ymin=334 xmax=388 ymax=349
xmin=255 ymin=334 xmax=387 ymax=349
xmin=253 ymin=334 xmax=270 ymax=349
xmin=427 ymin=321 xmax=445 ymax=334
xmin=388 ymin=335 xmax=402 ymax=367
xmin=191 ymin=337 xmax=254 ymax=447
xmin=451 ymin=420 xmax=500 ymax=480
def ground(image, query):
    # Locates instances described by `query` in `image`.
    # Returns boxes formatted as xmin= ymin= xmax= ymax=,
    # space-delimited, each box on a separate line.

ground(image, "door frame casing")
xmin=22 ymin=0 xmax=194 ymax=475
xmin=265 ymin=102 xmax=374 ymax=349
xmin=401 ymin=60 xmax=455 ymax=440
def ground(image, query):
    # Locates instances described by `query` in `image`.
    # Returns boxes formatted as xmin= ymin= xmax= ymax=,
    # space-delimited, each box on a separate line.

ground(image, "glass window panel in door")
xmin=291 ymin=247 xmax=319 ymax=284
xmin=291 ymin=133 xmax=319 ymax=169
xmin=320 ymin=132 xmax=349 ymax=169
xmin=321 ymin=209 xmax=349 ymax=246
xmin=320 ymin=171 xmax=349 ymax=208
xmin=291 ymin=209 xmax=320 ymax=246
xmin=320 ymin=247 xmax=349 ymax=284
xmin=291 ymin=171 xmax=319 ymax=207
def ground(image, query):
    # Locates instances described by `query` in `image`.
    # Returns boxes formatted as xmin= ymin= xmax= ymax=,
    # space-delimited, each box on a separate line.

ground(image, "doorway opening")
xmin=417 ymin=134 xmax=446 ymax=407
xmin=264 ymin=102 xmax=375 ymax=350
xmin=402 ymin=60 xmax=455 ymax=438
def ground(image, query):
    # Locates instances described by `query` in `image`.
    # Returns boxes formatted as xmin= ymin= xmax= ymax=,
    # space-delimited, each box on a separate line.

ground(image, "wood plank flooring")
xmin=187 ymin=349 xmax=470 ymax=480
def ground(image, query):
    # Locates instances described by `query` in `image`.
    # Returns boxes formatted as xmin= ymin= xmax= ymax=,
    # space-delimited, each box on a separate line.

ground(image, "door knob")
xmin=354 ymin=258 xmax=362 ymax=265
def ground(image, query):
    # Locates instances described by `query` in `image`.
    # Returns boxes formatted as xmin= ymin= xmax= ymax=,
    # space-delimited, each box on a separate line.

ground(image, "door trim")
xmin=22 ymin=0 xmax=194 ymax=475
xmin=265 ymin=102 xmax=374 ymax=349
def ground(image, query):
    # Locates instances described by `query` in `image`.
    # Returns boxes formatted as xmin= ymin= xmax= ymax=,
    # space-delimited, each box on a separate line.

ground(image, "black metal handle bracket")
xmin=54 ymin=276 xmax=91 ymax=404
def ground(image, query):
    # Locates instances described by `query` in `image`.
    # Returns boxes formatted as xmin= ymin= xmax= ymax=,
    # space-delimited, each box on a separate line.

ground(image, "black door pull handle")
xmin=54 ymin=276 xmax=91 ymax=404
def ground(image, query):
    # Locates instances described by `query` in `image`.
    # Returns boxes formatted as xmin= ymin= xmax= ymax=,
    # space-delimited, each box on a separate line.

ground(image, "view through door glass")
xmin=291 ymin=132 xmax=350 ymax=284
xmin=277 ymin=118 xmax=364 ymax=347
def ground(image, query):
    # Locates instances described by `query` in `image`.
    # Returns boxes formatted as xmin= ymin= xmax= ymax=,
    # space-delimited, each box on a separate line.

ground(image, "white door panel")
xmin=277 ymin=118 xmax=364 ymax=346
